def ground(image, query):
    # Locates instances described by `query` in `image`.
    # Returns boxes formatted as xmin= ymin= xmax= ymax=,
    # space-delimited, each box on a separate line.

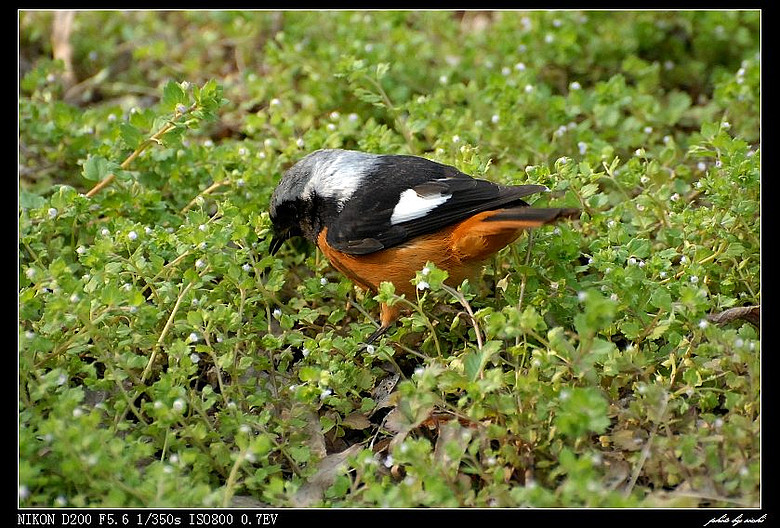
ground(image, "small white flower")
xmin=524 ymin=84 xmax=534 ymax=93
xmin=269 ymin=98 xmax=281 ymax=106
xmin=664 ymin=60 xmax=675 ymax=70
xmin=421 ymin=266 xmax=431 ymax=276
xmin=195 ymin=259 xmax=205 ymax=269
xmin=635 ymin=148 xmax=644 ymax=157
xmin=577 ymin=291 xmax=587 ymax=302
xmin=69 ymin=293 xmax=80 ymax=303
xmin=172 ymin=398 xmax=186 ymax=412
xmin=628 ymin=257 xmax=637 ymax=266
xmin=554 ymin=125 xmax=567 ymax=138
xmin=417 ymin=281 xmax=430 ymax=290
xmin=515 ymin=62 xmax=526 ymax=71
xmin=127 ymin=230 xmax=138 ymax=241
xmin=644 ymin=126 xmax=653 ymax=134
xmin=452 ymin=135 xmax=460 ymax=143
xmin=240 ymin=424 xmax=252 ymax=434
xmin=735 ymin=338 xmax=745 ymax=348
xmin=552 ymin=18 xmax=562 ymax=27
xmin=698 ymin=319 xmax=708 ymax=329
xmin=697 ymin=162 xmax=707 ymax=171
xmin=273 ymin=308 xmax=282 ymax=318
xmin=154 ymin=400 xmax=164 ymax=409
xmin=610 ymin=293 xmax=618 ymax=301
xmin=198 ymin=242 xmax=207 ymax=250
xmin=296 ymin=138 xmax=305 ymax=148
xmin=176 ymin=104 xmax=188 ymax=114
xmin=319 ymin=388 xmax=332 ymax=400
xmin=570 ymin=81 xmax=581 ymax=90
xmin=383 ymin=454 xmax=394 ymax=468
xmin=491 ymin=114 xmax=500 ymax=124
xmin=54 ymin=495 xmax=67 ymax=507
xmin=72 ymin=408 xmax=83 ymax=418
xmin=107 ymin=113 xmax=117 ymax=122
xmin=203 ymin=139 xmax=214 ymax=148
xmin=190 ymin=353 xmax=200 ymax=364
xmin=301 ymin=347 xmax=310 ymax=357
xmin=330 ymin=111 xmax=340 ymax=120
xmin=327 ymin=123 xmax=336 ymax=131
xmin=550 ymin=281 xmax=559 ymax=291
xmin=670 ymin=193 xmax=680 ymax=202
xmin=559 ymin=389 xmax=570 ymax=401
xmin=544 ymin=33 xmax=555 ymax=43
xmin=25 ymin=268 xmax=36 ymax=279
xmin=501 ymin=66 xmax=511 ymax=76
xmin=439 ymin=74 xmax=448 ymax=84
xmin=640 ymin=175 xmax=650 ymax=184
xmin=689 ymin=275 xmax=699 ymax=284
xmin=348 ymin=113 xmax=358 ymax=122
xmin=722 ymin=121 xmax=731 ymax=130
xmin=680 ymin=255 xmax=688 ymax=264
xmin=242 ymin=263 xmax=252 ymax=272
xmin=188 ymin=332 xmax=199 ymax=342
xmin=48 ymin=208 xmax=58 ymax=219
xmin=365 ymin=344 xmax=375 ymax=354
xmin=578 ymin=141 xmax=588 ymax=155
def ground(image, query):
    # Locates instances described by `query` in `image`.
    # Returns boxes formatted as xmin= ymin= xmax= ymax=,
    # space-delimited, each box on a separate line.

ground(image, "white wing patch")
xmin=390 ymin=188 xmax=452 ymax=225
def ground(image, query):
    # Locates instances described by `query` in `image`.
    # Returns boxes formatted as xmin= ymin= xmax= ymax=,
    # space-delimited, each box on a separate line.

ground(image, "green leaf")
xmin=119 ymin=122 xmax=144 ymax=150
xmin=161 ymin=80 xmax=188 ymax=112
xmin=82 ymin=155 xmax=118 ymax=182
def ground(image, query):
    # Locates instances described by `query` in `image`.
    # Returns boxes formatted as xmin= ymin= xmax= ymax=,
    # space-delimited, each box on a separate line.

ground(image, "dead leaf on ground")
xmin=433 ymin=421 xmax=473 ymax=477
xmin=707 ymin=305 xmax=760 ymax=327
xmin=342 ymin=412 xmax=372 ymax=430
xmin=290 ymin=444 xmax=361 ymax=507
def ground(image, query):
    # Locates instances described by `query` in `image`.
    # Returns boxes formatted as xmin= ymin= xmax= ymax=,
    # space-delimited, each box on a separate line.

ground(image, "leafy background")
xmin=19 ymin=10 xmax=760 ymax=508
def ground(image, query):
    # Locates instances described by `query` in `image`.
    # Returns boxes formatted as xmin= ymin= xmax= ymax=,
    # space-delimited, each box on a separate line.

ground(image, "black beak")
xmin=270 ymin=233 xmax=286 ymax=255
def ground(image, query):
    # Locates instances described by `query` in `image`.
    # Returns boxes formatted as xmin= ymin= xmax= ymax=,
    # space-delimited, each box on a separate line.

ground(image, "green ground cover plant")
xmin=19 ymin=10 xmax=760 ymax=508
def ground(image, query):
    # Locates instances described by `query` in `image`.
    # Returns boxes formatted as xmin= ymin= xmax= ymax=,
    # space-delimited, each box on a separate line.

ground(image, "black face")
xmin=269 ymin=199 xmax=304 ymax=254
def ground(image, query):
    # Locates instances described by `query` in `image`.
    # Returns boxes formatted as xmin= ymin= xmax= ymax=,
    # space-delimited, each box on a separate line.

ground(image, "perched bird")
xmin=270 ymin=149 xmax=578 ymax=343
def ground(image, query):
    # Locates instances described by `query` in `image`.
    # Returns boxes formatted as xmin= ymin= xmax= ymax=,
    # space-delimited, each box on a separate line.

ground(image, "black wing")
xmin=325 ymin=155 xmax=548 ymax=254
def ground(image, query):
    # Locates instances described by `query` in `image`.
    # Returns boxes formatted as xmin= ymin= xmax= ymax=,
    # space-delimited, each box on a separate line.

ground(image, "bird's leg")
xmin=364 ymin=302 xmax=400 ymax=345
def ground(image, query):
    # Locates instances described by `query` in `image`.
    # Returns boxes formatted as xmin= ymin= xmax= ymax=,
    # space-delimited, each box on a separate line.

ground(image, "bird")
xmin=269 ymin=148 xmax=579 ymax=343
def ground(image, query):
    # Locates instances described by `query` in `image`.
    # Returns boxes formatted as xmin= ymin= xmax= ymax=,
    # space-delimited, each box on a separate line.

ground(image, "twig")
xmin=441 ymin=284 xmax=483 ymax=351
xmin=85 ymin=103 xmax=196 ymax=198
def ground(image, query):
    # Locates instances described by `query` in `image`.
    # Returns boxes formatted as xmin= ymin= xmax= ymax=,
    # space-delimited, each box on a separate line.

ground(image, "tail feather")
xmin=485 ymin=206 xmax=580 ymax=224
xmin=451 ymin=206 xmax=579 ymax=260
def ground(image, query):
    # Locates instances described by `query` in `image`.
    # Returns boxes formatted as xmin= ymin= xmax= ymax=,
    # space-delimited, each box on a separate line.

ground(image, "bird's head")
xmin=269 ymin=149 xmax=380 ymax=253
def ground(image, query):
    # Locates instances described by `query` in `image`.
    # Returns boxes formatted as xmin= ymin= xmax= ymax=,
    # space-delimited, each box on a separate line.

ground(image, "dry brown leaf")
xmin=301 ymin=409 xmax=327 ymax=460
xmin=707 ymin=305 xmax=760 ymax=327
xmin=433 ymin=421 xmax=472 ymax=476
xmin=290 ymin=444 xmax=361 ymax=507
xmin=609 ymin=428 xmax=647 ymax=451
xmin=371 ymin=373 xmax=400 ymax=412
xmin=341 ymin=412 xmax=372 ymax=430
